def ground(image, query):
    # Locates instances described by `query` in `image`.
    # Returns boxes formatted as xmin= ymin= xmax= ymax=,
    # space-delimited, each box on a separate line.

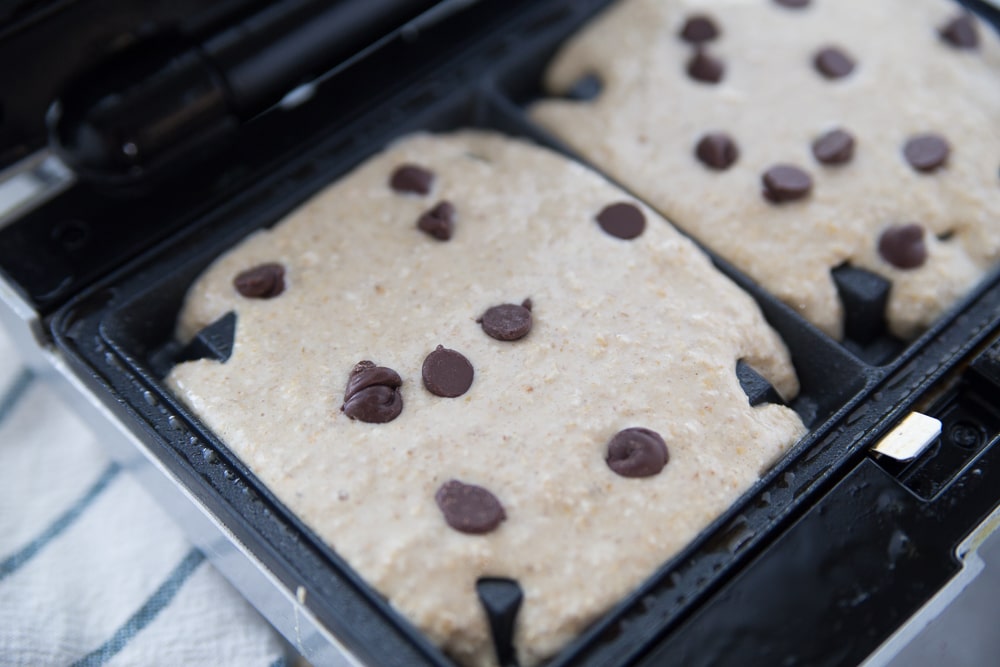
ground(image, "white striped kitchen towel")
xmin=0 ymin=324 xmax=294 ymax=667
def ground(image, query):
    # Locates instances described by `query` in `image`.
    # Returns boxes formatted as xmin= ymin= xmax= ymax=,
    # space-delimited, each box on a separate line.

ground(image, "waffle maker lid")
xmin=0 ymin=0 xmax=494 ymax=318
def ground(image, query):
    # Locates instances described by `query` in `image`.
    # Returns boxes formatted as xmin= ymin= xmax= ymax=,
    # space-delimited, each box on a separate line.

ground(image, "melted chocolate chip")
xmin=435 ymin=480 xmax=506 ymax=534
xmin=814 ymin=47 xmax=856 ymax=79
xmin=878 ymin=224 xmax=928 ymax=269
xmin=417 ymin=201 xmax=455 ymax=241
xmin=680 ymin=15 xmax=719 ymax=43
xmin=696 ymin=133 xmax=739 ymax=170
xmin=422 ymin=346 xmax=474 ymax=398
xmin=342 ymin=360 xmax=403 ymax=423
xmin=606 ymin=428 xmax=669 ymax=478
xmin=234 ymin=263 xmax=285 ymax=299
xmin=812 ymin=129 xmax=855 ymax=165
xmin=479 ymin=301 xmax=533 ymax=341
xmin=762 ymin=165 xmax=813 ymax=203
xmin=390 ymin=164 xmax=434 ymax=195
xmin=774 ymin=0 xmax=809 ymax=7
xmin=904 ymin=134 xmax=950 ymax=173
xmin=687 ymin=49 xmax=724 ymax=84
xmin=940 ymin=14 xmax=979 ymax=50
xmin=596 ymin=202 xmax=646 ymax=240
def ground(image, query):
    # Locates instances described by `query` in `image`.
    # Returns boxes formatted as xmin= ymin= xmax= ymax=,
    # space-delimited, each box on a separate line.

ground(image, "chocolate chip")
xmin=940 ymin=14 xmax=979 ymax=50
xmin=435 ymin=480 xmax=506 ymax=534
xmin=687 ymin=49 xmax=724 ymax=84
xmin=596 ymin=202 xmax=645 ymax=240
xmin=606 ymin=428 xmax=669 ymax=478
xmin=417 ymin=201 xmax=455 ymax=241
xmin=696 ymin=133 xmax=739 ymax=170
xmin=762 ymin=165 xmax=813 ymax=203
xmin=680 ymin=15 xmax=719 ymax=43
xmin=812 ymin=129 xmax=855 ymax=165
xmin=904 ymin=134 xmax=950 ymax=173
xmin=422 ymin=346 xmax=474 ymax=398
xmin=390 ymin=164 xmax=434 ymax=195
xmin=774 ymin=0 xmax=809 ymax=7
xmin=814 ymin=47 xmax=855 ymax=79
xmin=342 ymin=360 xmax=403 ymax=423
xmin=479 ymin=302 xmax=533 ymax=341
xmin=234 ymin=263 xmax=285 ymax=299
xmin=878 ymin=224 xmax=928 ymax=270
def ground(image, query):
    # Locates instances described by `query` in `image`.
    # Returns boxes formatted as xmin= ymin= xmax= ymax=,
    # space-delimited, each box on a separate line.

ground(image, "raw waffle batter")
xmin=532 ymin=0 xmax=1000 ymax=340
xmin=168 ymin=131 xmax=805 ymax=666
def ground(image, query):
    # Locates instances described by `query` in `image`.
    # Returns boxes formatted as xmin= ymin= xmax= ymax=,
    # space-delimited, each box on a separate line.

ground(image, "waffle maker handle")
xmin=46 ymin=0 xmax=442 ymax=188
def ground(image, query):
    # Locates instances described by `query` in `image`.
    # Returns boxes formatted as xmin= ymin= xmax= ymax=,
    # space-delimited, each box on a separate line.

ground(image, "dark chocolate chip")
xmin=774 ymin=0 xmax=809 ymax=7
xmin=345 ymin=361 xmax=402 ymax=398
xmin=814 ymin=47 xmax=856 ymax=79
xmin=390 ymin=164 xmax=434 ymax=195
xmin=904 ymin=134 xmax=950 ymax=173
xmin=762 ymin=165 xmax=813 ymax=203
xmin=342 ymin=360 xmax=403 ymax=423
xmin=687 ymin=48 xmax=724 ymax=84
xmin=606 ymin=428 xmax=669 ymax=478
xmin=422 ymin=345 xmax=474 ymax=398
xmin=878 ymin=224 xmax=927 ymax=270
xmin=696 ymin=133 xmax=739 ymax=170
xmin=680 ymin=15 xmax=719 ymax=43
xmin=596 ymin=202 xmax=646 ymax=240
xmin=234 ymin=263 xmax=285 ymax=299
xmin=479 ymin=303 xmax=533 ymax=341
xmin=812 ymin=129 xmax=855 ymax=165
xmin=435 ymin=480 xmax=506 ymax=534
xmin=417 ymin=201 xmax=455 ymax=241
xmin=940 ymin=14 xmax=979 ymax=50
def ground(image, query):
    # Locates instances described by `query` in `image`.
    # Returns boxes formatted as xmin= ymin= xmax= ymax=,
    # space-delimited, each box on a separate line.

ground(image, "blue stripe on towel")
xmin=0 ymin=367 xmax=34 ymax=425
xmin=71 ymin=548 xmax=206 ymax=667
xmin=0 ymin=462 xmax=121 ymax=582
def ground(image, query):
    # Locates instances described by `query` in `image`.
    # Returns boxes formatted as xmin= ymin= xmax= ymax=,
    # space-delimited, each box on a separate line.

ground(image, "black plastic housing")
xmin=23 ymin=1 xmax=1000 ymax=666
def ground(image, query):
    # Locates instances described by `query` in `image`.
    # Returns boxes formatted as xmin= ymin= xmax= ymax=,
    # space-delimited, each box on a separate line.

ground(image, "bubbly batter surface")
xmin=532 ymin=0 xmax=1000 ymax=340
xmin=168 ymin=132 xmax=805 ymax=666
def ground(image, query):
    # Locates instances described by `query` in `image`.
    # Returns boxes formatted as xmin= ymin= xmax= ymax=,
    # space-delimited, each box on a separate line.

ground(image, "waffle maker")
xmin=2 ymin=1 xmax=1000 ymax=665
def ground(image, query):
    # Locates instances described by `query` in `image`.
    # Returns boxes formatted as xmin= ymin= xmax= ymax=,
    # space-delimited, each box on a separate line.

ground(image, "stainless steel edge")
xmin=0 ymin=273 xmax=51 ymax=369
xmin=40 ymin=347 xmax=365 ymax=667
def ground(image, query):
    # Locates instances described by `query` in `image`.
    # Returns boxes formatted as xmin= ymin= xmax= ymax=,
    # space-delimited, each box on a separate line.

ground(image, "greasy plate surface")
xmin=167 ymin=131 xmax=804 ymax=666
xmin=531 ymin=0 xmax=1000 ymax=340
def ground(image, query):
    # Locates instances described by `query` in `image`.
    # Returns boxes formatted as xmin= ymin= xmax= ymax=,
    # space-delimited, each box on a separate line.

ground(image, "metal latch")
xmin=872 ymin=412 xmax=942 ymax=462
